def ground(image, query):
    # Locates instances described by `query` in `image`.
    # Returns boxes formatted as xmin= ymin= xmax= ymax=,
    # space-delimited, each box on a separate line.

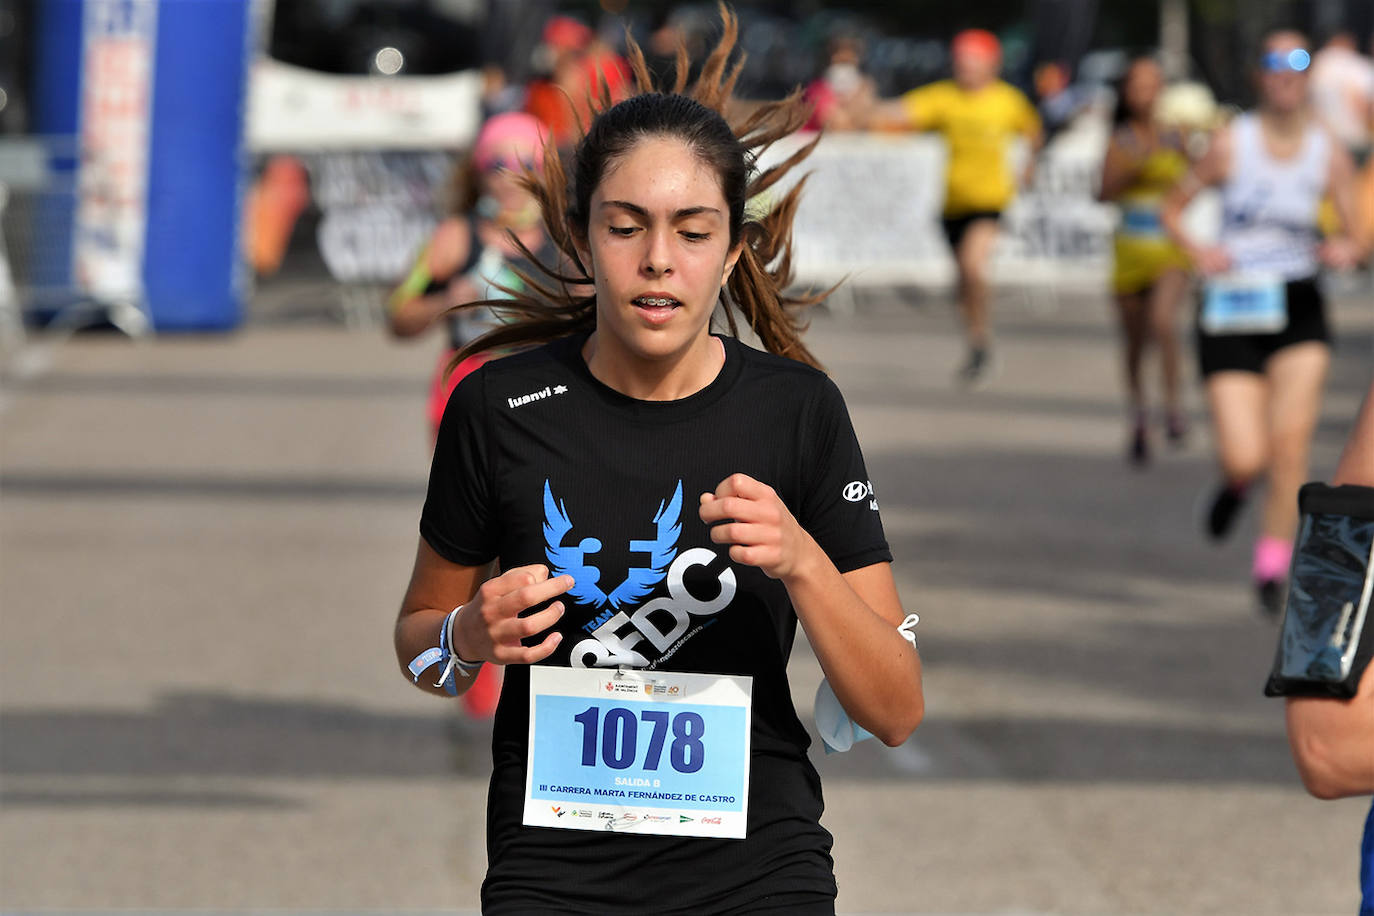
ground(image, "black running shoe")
xmin=956 ymin=347 xmax=994 ymax=389
xmin=1165 ymin=410 xmax=1189 ymax=448
xmin=1203 ymin=482 xmax=1247 ymax=541
xmin=1257 ymin=579 xmax=1285 ymax=620
xmin=1129 ymin=423 xmax=1149 ymax=467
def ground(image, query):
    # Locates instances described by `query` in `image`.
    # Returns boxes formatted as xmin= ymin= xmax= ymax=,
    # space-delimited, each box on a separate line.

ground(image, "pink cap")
xmin=473 ymin=112 xmax=552 ymax=174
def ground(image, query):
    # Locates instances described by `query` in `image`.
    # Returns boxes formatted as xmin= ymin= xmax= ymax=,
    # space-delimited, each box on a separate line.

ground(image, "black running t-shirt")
xmin=421 ymin=333 xmax=890 ymax=915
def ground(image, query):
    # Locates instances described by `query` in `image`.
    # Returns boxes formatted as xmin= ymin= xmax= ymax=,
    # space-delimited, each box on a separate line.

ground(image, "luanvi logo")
xmin=508 ymin=384 xmax=569 ymax=409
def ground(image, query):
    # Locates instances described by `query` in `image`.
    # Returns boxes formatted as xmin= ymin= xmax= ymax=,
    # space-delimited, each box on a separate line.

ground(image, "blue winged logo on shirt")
xmin=543 ymin=479 xmax=683 ymax=609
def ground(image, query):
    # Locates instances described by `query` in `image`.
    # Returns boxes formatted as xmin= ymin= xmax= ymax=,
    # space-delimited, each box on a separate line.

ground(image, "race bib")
xmin=1200 ymin=273 xmax=1288 ymax=335
xmin=524 ymin=667 xmax=752 ymax=839
xmin=1119 ymin=205 xmax=1164 ymax=238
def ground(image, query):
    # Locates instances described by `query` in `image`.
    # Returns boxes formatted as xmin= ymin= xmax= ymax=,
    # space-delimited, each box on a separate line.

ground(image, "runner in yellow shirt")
xmin=862 ymin=30 xmax=1043 ymax=386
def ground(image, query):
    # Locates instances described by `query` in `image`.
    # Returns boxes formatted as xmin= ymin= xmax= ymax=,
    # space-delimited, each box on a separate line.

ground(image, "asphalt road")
xmin=2 ymin=283 xmax=1371 ymax=914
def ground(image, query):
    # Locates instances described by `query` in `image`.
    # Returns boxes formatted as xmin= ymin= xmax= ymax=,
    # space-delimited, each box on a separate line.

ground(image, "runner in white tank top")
xmin=1162 ymin=28 xmax=1366 ymax=617
xmin=1220 ymin=111 xmax=1329 ymax=280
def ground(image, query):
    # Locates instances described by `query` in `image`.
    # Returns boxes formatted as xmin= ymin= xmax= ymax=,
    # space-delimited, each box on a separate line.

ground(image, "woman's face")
xmin=576 ymin=135 xmax=742 ymax=367
xmin=1123 ymin=60 xmax=1162 ymax=120
xmin=1258 ymin=33 xmax=1311 ymax=114
xmin=482 ymin=166 xmax=538 ymax=218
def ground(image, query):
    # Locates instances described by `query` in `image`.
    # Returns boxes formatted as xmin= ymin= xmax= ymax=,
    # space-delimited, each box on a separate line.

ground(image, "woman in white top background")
xmin=1162 ymin=28 xmax=1366 ymax=616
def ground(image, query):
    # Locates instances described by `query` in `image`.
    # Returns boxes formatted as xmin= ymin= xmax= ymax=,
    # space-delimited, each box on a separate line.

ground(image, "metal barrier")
xmin=303 ymin=149 xmax=451 ymax=328
xmin=0 ymin=134 xmax=152 ymax=360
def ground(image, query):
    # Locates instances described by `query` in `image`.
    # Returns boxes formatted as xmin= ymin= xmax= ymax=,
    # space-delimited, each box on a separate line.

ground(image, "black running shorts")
xmin=941 ymin=210 xmax=1002 ymax=251
xmin=1195 ymin=276 xmax=1330 ymax=378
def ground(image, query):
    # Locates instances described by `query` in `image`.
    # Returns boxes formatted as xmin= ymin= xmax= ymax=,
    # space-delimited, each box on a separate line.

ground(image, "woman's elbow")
xmin=1290 ymin=732 xmax=1360 ymax=799
xmin=386 ymin=311 xmax=424 ymax=339
xmin=876 ymin=694 xmax=925 ymax=748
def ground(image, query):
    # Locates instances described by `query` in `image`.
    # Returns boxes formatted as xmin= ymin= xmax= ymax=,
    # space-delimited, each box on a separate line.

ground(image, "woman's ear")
xmin=570 ymin=222 xmax=593 ymax=276
xmin=721 ymin=240 xmax=744 ymax=287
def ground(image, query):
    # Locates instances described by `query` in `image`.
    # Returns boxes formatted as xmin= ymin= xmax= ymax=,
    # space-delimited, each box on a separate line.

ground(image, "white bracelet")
xmin=437 ymin=606 xmax=484 ymax=688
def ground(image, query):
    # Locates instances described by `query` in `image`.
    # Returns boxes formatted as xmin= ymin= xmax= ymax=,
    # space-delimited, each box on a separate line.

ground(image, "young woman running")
xmin=1098 ymin=55 xmax=1194 ymax=466
xmin=393 ymin=9 xmax=924 ymax=914
xmin=1162 ymin=29 xmax=1366 ymax=616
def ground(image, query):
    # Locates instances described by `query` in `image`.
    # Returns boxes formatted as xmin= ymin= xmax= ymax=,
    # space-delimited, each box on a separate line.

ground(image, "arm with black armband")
xmin=1264 ymin=483 xmax=1374 ymax=701
xmin=1270 ymin=383 xmax=1374 ymax=801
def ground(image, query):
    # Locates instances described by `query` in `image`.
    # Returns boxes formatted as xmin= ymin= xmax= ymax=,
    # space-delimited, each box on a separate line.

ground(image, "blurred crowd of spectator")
xmin=240 ymin=3 xmax=1374 ymax=293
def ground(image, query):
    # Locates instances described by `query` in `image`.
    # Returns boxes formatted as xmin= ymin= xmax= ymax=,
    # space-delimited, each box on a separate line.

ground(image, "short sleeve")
xmin=1011 ymin=86 xmax=1041 ymax=135
xmin=900 ymin=84 xmax=943 ymax=131
xmin=420 ymin=368 xmax=499 ymax=566
xmin=798 ymin=378 xmax=892 ymax=573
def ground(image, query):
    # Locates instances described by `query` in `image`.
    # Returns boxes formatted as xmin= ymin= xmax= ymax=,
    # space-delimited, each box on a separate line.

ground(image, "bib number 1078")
xmin=572 ymin=705 xmax=705 ymax=774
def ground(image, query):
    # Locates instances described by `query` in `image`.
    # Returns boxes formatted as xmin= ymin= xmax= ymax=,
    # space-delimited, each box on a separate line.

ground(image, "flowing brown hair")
xmin=450 ymin=3 xmax=826 ymax=370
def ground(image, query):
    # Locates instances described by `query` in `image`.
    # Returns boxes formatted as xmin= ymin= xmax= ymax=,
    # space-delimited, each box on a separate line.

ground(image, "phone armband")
xmin=1263 ymin=483 xmax=1374 ymax=698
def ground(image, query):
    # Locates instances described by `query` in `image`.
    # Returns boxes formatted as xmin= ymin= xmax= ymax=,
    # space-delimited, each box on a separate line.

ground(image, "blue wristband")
xmin=407 ymin=607 xmax=477 ymax=697
xmin=408 ymin=647 xmax=444 ymax=682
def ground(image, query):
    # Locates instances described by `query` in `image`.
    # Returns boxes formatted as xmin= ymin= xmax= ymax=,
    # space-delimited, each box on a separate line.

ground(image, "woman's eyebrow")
xmin=601 ymin=200 xmax=722 ymax=220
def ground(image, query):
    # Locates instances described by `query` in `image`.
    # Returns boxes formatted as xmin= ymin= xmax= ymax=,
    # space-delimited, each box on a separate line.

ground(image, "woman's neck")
xmin=1260 ymin=104 xmax=1308 ymax=137
xmin=583 ymin=332 xmax=725 ymax=401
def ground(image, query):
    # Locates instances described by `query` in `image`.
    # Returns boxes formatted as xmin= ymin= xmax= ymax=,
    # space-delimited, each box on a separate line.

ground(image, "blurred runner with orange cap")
xmin=860 ymin=29 xmax=1043 ymax=387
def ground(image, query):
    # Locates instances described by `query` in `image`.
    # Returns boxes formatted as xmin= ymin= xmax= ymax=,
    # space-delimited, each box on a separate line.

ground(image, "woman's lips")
xmin=633 ymin=295 xmax=681 ymax=325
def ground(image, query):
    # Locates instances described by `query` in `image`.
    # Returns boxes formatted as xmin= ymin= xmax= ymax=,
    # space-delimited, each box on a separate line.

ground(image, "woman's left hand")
xmin=699 ymin=473 xmax=816 ymax=581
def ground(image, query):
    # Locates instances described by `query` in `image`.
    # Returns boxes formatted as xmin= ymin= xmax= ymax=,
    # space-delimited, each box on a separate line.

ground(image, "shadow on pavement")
xmin=0 ymin=471 xmax=425 ymax=502
xmin=22 ymin=371 xmax=424 ymax=399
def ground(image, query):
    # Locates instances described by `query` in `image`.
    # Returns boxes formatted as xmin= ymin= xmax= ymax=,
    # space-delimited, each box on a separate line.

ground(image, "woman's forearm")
xmin=395 ymin=604 xmax=479 ymax=698
xmin=1284 ymin=382 xmax=1374 ymax=799
xmin=388 ymin=291 xmax=451 ymax=339
xmin=783 ymin=543 xmax=924 ymax=746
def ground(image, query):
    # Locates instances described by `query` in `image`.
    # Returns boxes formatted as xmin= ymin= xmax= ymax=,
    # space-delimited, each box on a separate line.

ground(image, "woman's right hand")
xmin=452 ymin=564 xmax=571 ymax=665
xmin=1192 ymin=244 xmax=1232 ymax=275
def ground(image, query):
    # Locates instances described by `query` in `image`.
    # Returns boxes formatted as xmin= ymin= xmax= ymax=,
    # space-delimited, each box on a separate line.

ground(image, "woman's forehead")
xmin=1129 ymin=59 xmax=1161 ymax=81
xmin=1264 ymin=31 xmax=1305 ymax=53
xmin=596 ymin=137 xmax=728 ymax=206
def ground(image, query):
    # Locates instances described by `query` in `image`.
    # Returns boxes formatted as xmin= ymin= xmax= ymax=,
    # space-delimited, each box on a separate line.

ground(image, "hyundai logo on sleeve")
xmin=842 ymin=481 xmax=871 ymax=502
xmin=843 ymin=480 xmax=878 ymax=510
